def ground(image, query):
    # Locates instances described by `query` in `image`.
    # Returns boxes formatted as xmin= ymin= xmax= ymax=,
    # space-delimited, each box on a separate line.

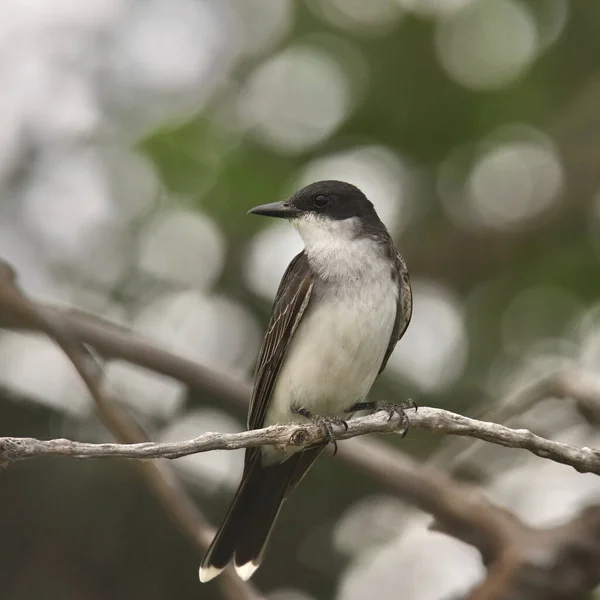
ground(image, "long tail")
xmin=199 ymin=447 xmax=322 ymax=582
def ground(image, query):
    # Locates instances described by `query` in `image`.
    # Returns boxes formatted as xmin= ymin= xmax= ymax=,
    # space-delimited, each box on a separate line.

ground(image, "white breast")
xmin=263 ymin=217 xmax=397 ymax=430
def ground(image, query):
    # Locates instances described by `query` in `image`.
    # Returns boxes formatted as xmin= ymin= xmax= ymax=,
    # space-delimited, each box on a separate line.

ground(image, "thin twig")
xmin=0 ymin=407 xmax=598 ymax=474
xmin=430 ymin=366 xmax=600 ymax=476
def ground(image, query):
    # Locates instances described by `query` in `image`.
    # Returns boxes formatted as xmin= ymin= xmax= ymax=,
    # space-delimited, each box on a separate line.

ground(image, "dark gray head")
xmin=248 ymin=180 xmax=388 ymax=240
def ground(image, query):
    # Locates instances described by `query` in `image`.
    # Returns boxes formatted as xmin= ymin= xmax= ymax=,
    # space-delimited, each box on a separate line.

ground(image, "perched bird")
xmin=199 ymin=180 xmax=413 ymax=582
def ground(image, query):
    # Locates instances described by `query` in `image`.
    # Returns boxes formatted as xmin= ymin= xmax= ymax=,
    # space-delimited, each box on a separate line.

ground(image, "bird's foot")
xmin=346 ymin=398 xmax=417 ymax=438
xmin=293 ymin=407 xmax=348 ymax=456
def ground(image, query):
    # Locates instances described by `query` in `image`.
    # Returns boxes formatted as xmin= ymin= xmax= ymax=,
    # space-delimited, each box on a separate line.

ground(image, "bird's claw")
xmin=293 ymin=407 xmax=348 ymax=456
xmin=377 ymin=401 xmax=410 ymax=436
xmin=347 ymin=398 xmax=417 ymax=438
xmin=314 ymin=415 xmax=348 ymax=455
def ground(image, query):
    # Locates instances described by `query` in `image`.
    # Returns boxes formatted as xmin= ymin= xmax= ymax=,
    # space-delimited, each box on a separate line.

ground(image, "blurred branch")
xmin=0 ymin=407 xmax=599 ymax=473
xmin=0 ymin=262 xmax=261 ymax=600
xmin=341 ymin=437 xmax=600 ymax=599
xmin=338 ymin=436 xmax=520 ymax=562
xmin=38 ymin=304 xmax=252 ymax=406
xmin=4 ymin=261 xmax=600 ymax=598
xmin=465 ymin=505 xmax=600 ymax=600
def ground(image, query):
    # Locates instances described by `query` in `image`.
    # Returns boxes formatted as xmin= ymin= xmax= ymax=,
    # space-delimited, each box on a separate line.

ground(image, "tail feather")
xmin=199 ymin=467 xmax=261 ymax=581
xmin=199 ymin=447 xmax=323 ymax=582
xmin=232 ymin=466 xmax=287 ymax=575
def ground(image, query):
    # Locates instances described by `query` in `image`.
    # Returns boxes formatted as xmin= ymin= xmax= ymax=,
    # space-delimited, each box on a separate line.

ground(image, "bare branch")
xmin=431 ymin=366 xmax=600 ymax=476
xmin=412 ymin=406 xmax=600 ymax=473
xmin=0 ymin=410 xmax=401 ymax=462
xmin=1 ymin=407 xmax=598 ymax=475
xmin=4 ymin=263 xmax=600 ymax=598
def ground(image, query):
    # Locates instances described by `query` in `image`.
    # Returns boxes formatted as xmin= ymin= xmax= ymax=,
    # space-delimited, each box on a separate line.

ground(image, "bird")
xmin=199 ymin=180 xmax=413 ymax=583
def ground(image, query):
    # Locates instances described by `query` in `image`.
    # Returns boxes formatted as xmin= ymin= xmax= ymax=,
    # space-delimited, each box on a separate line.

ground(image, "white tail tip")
xmin=199 ymin=564 xmax=224 ymax=583
xmin=234 ymin=561 xmax=260 ymax=581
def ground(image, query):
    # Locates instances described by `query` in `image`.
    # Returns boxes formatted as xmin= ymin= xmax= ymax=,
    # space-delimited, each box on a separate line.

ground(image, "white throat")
xmin=292 ymin=214 xmax=386 ymax=282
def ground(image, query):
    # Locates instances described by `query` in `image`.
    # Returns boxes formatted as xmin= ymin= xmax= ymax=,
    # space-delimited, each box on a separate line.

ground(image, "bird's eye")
xmin=313 ymin=195 xmax=329 ymax=208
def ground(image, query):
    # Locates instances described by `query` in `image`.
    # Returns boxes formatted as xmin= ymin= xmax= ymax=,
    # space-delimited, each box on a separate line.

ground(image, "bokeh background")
xmin=1 ymin=0 xmax=600 ymax=598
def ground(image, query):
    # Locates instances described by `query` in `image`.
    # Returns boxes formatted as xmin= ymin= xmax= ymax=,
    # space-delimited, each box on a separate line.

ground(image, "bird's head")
xmin=248 ymin=180 xmax=386 ymax=245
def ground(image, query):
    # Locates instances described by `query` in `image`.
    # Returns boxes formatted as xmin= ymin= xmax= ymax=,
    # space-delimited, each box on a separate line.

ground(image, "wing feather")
xmin=379 ymin=250 xmax=412 ymax=374
xmin=247 ymin=252 xmax=313 ymax=431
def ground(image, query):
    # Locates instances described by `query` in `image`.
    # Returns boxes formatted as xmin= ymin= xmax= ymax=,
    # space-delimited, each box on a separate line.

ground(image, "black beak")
xmin=247 ymin=201 xmax=300 ymax=219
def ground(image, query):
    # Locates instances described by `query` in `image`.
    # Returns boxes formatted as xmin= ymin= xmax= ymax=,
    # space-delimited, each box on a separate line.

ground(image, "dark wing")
xmin=202 ymin=255 xmax=315 ymax=574
xmin=379 ymin=250 xmax=412 ymax=374
xmin=248 ymin=251 xmax=313 ymax=431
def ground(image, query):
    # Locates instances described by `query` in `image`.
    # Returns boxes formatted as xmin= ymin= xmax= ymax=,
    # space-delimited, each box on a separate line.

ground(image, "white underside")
xmin=262 ymin=215 xmax=397 ymax=462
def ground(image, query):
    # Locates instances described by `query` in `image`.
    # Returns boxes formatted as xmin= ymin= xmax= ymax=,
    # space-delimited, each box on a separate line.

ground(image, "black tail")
xmin=199 ymin=447 xmax=322 ymax=582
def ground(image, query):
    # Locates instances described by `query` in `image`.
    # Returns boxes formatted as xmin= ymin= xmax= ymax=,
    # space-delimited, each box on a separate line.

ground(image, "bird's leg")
xmin=346 ymin=398 xmax=417 ymax=438
xmin=292 ymin=407 xmax=348 ymax=455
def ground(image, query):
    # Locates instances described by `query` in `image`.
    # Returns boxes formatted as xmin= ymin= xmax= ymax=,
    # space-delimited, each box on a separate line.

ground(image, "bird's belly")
xmin=264 ymin=285 xmax=397 ymax=428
